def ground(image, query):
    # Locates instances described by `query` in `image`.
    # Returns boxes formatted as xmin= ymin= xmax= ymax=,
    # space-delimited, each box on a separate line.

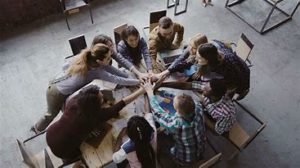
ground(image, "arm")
xmin=96 ymin=66 xmax=139 ymax=86
xmin=111 ymin=51 xmax=134 ymax=71
xmin=149 ymin=96 xmax=177 ymax=133
xmin=122 ymin=87 xmax=145 ymax=104
xmin=99 ymin=87 xmax=145 ymax=120
xmin=167 ymin=48 xmax=191 ymax=73
xmin=149 ymin=37 xmax=158 ymax=69
xmin=143 ymin=80 xmax=177 ymax=133
xmin=140 ymin=38 xmax=153 ymax=71
xmin=173 ymin=23 xmax=184 ymax=47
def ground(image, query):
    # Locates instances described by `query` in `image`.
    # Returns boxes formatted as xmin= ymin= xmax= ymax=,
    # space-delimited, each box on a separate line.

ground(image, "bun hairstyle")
xmin=68 ymin=44 xmax=110 ymax=76
xmin=91 ymin=34 xmax=113 ymax=47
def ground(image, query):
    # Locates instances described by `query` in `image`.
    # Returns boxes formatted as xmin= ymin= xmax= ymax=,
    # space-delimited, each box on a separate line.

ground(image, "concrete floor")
xmin=1 ymin=0 xmax=300 ymax=167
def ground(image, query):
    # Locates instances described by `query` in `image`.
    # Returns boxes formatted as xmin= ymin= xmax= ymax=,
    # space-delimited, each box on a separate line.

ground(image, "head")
xmin=196 ymin=43 xmax=220 ymax=67
xmin=158 ymin=16 xmax=174 ymax=39
xmin=121 ymin=25 xmax=140 ymax=48
xmin=77 ymin=85 xmax=103 ymax=118
xmin=68 ymin=44 xmax=111 ymax=76
xmin=173 ymin=93 xmax=196 ymax=118
xmin=91 ymin=34 xmax=114 ymax=52
xmin=189 ymin=33 xmax=208 ymax=55
xmin=127 ymin=116 xmax=156 ymax=168
xmin=203 ymin=79 xmax=227 ymax=99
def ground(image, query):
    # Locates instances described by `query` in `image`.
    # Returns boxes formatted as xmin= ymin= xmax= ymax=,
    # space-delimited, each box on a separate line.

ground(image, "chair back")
xmin=199 ymin=153 xmax=222 ymax=168
xmin=149 ymin=10 xmax=167 ymax=32
xmin=113 ymin=23 xmax=128 ymax=50
xmin=228 ymin=122 xmax=250 ymax=150
xmin=68 ymin=35 xmax=87 ymax=56
xmin=235 ymin=33 xmax=254 ymax=62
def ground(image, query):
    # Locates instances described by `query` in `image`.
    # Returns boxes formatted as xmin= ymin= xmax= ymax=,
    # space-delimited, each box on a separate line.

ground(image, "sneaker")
xmin=30 ymin=125 xmax=42 ymax=134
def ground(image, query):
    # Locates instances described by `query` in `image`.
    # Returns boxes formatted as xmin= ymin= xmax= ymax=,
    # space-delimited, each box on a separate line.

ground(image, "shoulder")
xmin=173 ymin=22 xmax=184 ymax=30
xmin=117 ymin=40 xmax=127 ymax=50
xmin=149 ymin=27 xmax=159 ymax=40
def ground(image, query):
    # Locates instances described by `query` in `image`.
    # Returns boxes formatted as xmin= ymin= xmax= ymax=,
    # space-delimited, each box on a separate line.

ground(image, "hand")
xmin=141 ymin=78 xmax=154 ymax=95
xmin=232 ymin=93 xmax=240 ymax=100
xmin=192 ymin=71 xmax=202 ymax=80
xmin=170 ymin=43 xmax=180 ymax=50
xmin=138 ymin=72 xmax=150 ymax=82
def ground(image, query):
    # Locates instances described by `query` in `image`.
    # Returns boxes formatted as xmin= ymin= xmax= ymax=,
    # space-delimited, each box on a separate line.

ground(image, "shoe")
xmin=30 ymin=125 xmax=42 ymax=134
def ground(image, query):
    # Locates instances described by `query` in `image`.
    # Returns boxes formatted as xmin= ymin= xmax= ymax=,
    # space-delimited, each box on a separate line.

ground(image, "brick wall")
xmin=0 ymin=0 xmax=61 ymax=31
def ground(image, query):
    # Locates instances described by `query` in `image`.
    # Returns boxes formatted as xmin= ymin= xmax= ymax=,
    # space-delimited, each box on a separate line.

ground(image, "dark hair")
xmin=198 ymin=43 xmax=219 ymax=67
xmin=127 ymin=116 xmax=156 ymax=168
xmin=91 ymin=34 xmax=113 ymax=47
xmin=159 ymin=16 xmax=173 ymax=29
xmin=121 ymin=25 xmax=140 ymax=41
xmin=210 ymin=79 xmax=227 ymax=98
xmin=175 ymin=93 xmax=195 ymax=117
xmin=77 ymin=85 xmax=102 ymax=120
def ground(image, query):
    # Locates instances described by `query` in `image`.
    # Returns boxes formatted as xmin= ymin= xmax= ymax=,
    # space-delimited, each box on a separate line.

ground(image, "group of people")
xmin=31 ymin=16 xmax=250 ymax=168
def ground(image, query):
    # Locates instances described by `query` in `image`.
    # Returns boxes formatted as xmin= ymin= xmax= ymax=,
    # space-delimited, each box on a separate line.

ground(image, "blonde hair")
xmin=189 ymin=33 xmax=208 ymax=48
xmin=187 ymin=33 xmax=208 ymax=63
xmin=68 ymin=44 xmax=110 ymax=76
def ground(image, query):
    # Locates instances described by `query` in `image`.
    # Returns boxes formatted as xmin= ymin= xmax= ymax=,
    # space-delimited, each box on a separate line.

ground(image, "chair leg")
xmin=88 ymin=6 xmax=94 ymax=24
xmin=65 ymin=14 xmax=70 ymax=30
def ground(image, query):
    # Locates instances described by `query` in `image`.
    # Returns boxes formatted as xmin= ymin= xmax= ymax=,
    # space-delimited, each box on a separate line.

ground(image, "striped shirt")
xmin=203 ymin=96 xmax=236 ymax=135
xmin=149 ymin=96 xmax=205 ymax=164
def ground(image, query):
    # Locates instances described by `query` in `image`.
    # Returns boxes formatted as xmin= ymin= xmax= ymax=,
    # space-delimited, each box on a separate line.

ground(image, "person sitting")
xmin=117 ymin=25 xmax=153 ymax=79
xmin=113 ymin=115 xmax=157 ymax=168
xmin=91 ymin=34 xmax=148 ymax=81
xmin=149 ymin=16 xmax=184 ymax=72
xmin=151 ymin=33 xmax=208 ymax=82
xmin=201 ymin=79 xmax=236 ymax=135
xmin=195 ymin=42 xmax=250 ymax=100
xmin=46 ymin=85 xmax=145 ymax=160
xmin=33 ymin=44 xmax=140 ymax=133
xmin=143 ymin=79 xmax=205 ymax=167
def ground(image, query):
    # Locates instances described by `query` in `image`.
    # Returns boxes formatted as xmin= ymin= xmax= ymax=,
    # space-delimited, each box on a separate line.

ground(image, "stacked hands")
xmin=136 ymin=71 xmax=169 ymax=85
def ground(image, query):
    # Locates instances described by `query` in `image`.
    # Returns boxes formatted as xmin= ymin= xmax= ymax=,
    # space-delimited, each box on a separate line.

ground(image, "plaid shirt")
xmin=211 ymin=40 xmax=250 ymax=94
xmin=203 ymin=96 xmax=236 ymax=135
xmin=149 ymin=96 xmax=205 ymax=164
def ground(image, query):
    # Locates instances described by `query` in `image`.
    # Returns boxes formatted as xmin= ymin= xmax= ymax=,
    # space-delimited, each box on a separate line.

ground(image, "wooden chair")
xmin=203 ymin=101 xmax=266 ymax=159
xmin=234 ymin=33 xmax=254 ymax=67
xmin=60 ymin=0 xmax=94 ymax=30
xmin=65 ymin=34 xmax=87 ymax=59
xmin=198 ymin=138 xmax=222 ymax=168
xmin=17 ymin=137 xmax=81 ymax=168
xmin=142 ymin=10 xmax=167 ymax=40
xmin=113 ymin=23 xmax=128 ymax=52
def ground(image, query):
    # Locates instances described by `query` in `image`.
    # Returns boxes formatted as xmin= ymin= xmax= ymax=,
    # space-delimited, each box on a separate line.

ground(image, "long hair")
xmin=198 ymin=43 xmax=220 ymax=68
xmin=127 ymin=116 xmax=156 ymax=168
xmin=121 ymin=25 xmax=140 ymax=41
xmin=77 ymin=85 xmax=102 ymax=121
xmin=68 ymin=44 xmax=110 ymax=76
